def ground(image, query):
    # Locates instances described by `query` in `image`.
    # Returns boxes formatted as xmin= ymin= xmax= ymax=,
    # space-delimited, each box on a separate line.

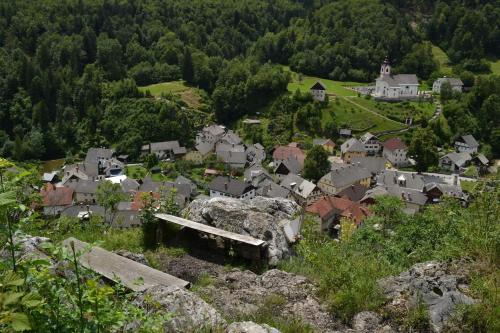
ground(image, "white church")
xmin=373 ymin=57 xmax=419 ymax=100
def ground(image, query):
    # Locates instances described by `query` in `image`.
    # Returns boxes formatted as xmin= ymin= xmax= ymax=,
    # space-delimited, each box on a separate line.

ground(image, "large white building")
xmin=374 ymin=57 xmax=419 ymax=100
xmin=432 ymin=77 xmax=464 ymax=93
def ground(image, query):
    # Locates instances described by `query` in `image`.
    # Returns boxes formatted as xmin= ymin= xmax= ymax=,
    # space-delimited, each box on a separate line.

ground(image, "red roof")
xmin=273 ymin=144 xmax=305 ymax=165
xmin=382 ymin=137 xmax=407 ymax=151
xmin=131 ymin=191 xmax=160 ymax=210
xmin=306 ymin=196 xmax=371 ymax=225
xmin=40 ymin=183 xmax=73 ymax=207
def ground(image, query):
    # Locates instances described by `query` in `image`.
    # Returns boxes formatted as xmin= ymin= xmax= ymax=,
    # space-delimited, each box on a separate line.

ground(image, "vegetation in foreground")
xmin=280 ymin=190 xmax=499 ymax=331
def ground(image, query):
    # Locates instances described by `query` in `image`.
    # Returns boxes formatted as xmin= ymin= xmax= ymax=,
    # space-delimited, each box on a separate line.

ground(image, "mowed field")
xmin=138 ymin=81 xmax=203 ymax=108
xmin=287 ymin=71 xmax=364 ymax=97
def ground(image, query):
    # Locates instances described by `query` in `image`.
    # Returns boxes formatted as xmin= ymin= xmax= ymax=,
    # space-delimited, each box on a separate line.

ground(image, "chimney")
xmin=290 ymin=182 xmax=297 ymax=188
xmin=453 ymin=174 xmax=458 ymax=186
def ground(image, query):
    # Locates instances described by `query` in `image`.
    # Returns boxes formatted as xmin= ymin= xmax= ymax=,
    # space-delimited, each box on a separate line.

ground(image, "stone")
xmin=200 ymin=268 xmax=343 ymax=332
xmin=226 ymin=321 xmax=281 ymax=333
xmin=182 ymin=196 xmax=301 ymax=265
xmin=352 ymin=311 xmax=382 ymax=331
xmin=134 ymin=285 xmax=226 ymax=332
xmin=114 ymin=250 xmax=149 ymax=266
xmin=378 ymin=260 xmax=475 ymax=332
xmin=0 ymin=234 xmax=51 ymax=263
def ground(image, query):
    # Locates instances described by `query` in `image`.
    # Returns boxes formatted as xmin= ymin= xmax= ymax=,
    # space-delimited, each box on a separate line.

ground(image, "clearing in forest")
xmin=138 ymin=81 xmax=203 ymax=108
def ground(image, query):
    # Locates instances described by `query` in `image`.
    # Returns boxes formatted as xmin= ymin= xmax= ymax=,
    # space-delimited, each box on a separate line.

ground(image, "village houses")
xmin=432 ymin=77 xmax=464 ymax=93
xmin=318 ymin=164 xmax=372 ymax=195
xmin=341 ymin=138 xmax=366 ymax=162
xmin=382 ymin=137 xmax=408 ymax=167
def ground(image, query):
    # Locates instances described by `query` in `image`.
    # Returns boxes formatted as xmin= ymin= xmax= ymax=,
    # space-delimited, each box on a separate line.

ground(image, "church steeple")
xmin=380 ymin=56 xmax=391 ymax=76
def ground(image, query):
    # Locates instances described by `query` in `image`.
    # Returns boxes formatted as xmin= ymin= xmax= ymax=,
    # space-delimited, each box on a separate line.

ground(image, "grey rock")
xmin=226 ymin=321 xmax=281 ymax=333
xmin=0 ymin=233 xmax=51 ymax=263
xmin=134 ymin=285 xmax=226 ymax=332
xmin=183 ymin=196 xmax=301 ymax=265
xmin=352 ymin=311 xmax=382 ymax=331
xmin=200 ymin=268 xmax=343 ymax=333
xmin=114 ymin=250 xmax=149 ymax=266
xmin=379 ymin=260 xmax=475 ymax=332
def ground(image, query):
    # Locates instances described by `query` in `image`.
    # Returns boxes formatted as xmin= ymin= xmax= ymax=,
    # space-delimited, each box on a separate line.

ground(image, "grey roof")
xmin=175 ymin=175 xmax=197 ymax=196
xmin=85 ymin=148 xmax=114 ymax=164
xmin=376 ymin=170 xmax=425 ymax=191
xmin=350 ymin=157 xmax=386 ymax=175
xmin=139 ymin=178 xmax=191 ymax=199
xmin=359 ymin=132 xmax=378 ymax=144
xmin=120 ymin=178 xmax=140 ymax=193
xmin=203 ymin=125 xmax=226 ymax=137
xmin=274 ymin=157 xmax=302 ymax=175
xmin=336 ymin=183 xmax=369 ymax=202
xmin=61 ymin=204 xmax=106 ymax=218
xmin=246 ymin=144 xmax=266 ymax=163
xmin=220 ymin=130 xmax=242 ymax=145
xmin=256 ymin=179 xmax=290 ymax=198
xmin=42 ymin=171 xmax=58 ymax=182
xmin=64 ymin=162 xmax=99 ymax=178
xmin=424 ymin=183 xmax=467 ymax=200
xmin=377 ymin=74 xmax=419 ymax=87
xmin=208 ymin=176 xmax=254 ymax=196
xmin=216 ymin=143 xmax=246 ymax=153
xmin=313 ymin=138 xmax=334 ymax=146
xmin=341 ymin=138 xmax=366 ymax=154
xmin=339 ymin=129 xmax=352 ymax=136
xmin=322 ymin=164 xmax=371 ymax=189
xmin=68 ymin=179 xmax=102 ymax=194
xmin=435 ymin=77 xmax=464 ymax=86
xmin=280 ymin=174 xmax=318 ymax=199
xmin=141 ymin=141 xmax=180 ymax=152
xmin=195 ymin=141 xmax=215 ymax=155
xmin=216 ymin=150 xmax=247 ymax=168
xmin=458 ymin=135 xmax=479 ymax=149
xmin=385 ymin=186 xmax=428 ymax=206
xmin=474 ymin=153 xmax=489 ymax=165
xmin=360 ymin=186 xmax=389 ymax=202
xmin=441 ymin=152 xmax=471 ymax=167
xmin=244 ymin=164 xmax=272 ymax=186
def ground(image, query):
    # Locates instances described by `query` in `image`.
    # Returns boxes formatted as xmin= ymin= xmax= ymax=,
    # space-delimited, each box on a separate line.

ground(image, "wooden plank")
xmin=155 ymin=214 xmax=266 ymax=247
xmin=62 ymin=237 xmax=189 ymax=291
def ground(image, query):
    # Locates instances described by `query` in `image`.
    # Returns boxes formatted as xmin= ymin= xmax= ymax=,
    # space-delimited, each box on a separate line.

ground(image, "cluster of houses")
xmin=39 ymin=119 xmax=485 ymax=240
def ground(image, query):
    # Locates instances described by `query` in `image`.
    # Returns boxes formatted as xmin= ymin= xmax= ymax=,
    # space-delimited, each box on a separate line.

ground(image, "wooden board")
xmin=155 ymin=214 xmax=266 ymax=247
xmin=62 ymin=237 xmax=189 ymax=291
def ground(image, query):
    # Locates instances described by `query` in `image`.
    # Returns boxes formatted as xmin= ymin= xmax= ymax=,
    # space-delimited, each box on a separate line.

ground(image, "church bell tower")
xmin=380 ymin=56 xmax=391 ymax=76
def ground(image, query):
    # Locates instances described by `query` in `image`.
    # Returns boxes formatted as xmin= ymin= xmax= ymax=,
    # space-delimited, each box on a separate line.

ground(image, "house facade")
xmin=341 ymin=138 xmax=366 ymax=162
xmin=374 ymin=58 xmax=419 ymax=100
xmin=359 ymin=132 xmax=381 ymax=155
xmin=382 ymin=137 xmax=408 ymax=167
xmin=310 ymin=81 xmax=327 ymax=102
xmin=208 ymin=176 xmax=255 ymax=199
xmin=313 ymin=138 xmax=336 ymax=154
xmin=432 ymin=77 xmax=464 ymax=93
xmin=318 ymin=164 xmax=371 ymax=195
xmin=454 ymin=135 xmax=479 ymax=154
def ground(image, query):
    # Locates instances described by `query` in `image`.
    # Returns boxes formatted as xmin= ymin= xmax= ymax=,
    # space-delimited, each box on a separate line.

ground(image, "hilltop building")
xmin=310 ymin=81 xmax=327 ymax=102
xmin=374 ymin=57 xmax=419 ymax=100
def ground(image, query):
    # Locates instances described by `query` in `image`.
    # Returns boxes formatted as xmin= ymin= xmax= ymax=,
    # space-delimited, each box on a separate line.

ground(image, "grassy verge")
xmin=138 ymin=80 xmax=203 ymax=108
xmin=432 ymin=44 xmax=453 ymax=75
xmin=353 ymin=97 xmax=435 ymax=123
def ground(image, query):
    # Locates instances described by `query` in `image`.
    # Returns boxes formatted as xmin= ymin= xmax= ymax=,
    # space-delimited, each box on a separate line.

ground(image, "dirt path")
xmin=342 ymin=96 xmax=406 ymax=126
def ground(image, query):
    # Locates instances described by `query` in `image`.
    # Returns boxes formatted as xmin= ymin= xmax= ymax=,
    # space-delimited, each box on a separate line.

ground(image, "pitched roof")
xmin=441 ymin=152 xmax=471 ymax=167
xmin=216 ymin=150 xmax=247 ymax=168
xmin=322 ymin=164 xmax=371 ymax=189
xmin=306 ymin=196 xmax=371 ymax=225
xmin=359 ymin=132 xmax=378 ymax=144
xmin=341 ymin=138 xmax=366 ymax=153
xmin=220 ymin=130 xmax=242 ymax=145
xmin=376 ymin=170 xmax=426 ymax=191
xmin=42 ymin=171 xmax=58 ymax=182
xmin=40 ymin=184 xmax=73 ymax=207
xmin=280 ymin=174 xmax=317 ymax=199
xmin=69 ymin=179 xmax=102 ymax=194
xmin=84 ymin=148 xmax=114 ymax=164
xmin=336 ymin=183 xmax=369 ymax=202
xmin=216 ymin=143 xmax=246 ymax=153
xmin=435 ymin=77 xmax=464 ymax=86
xmin=203 ymin=125 xmax=226 ymax=137
xmin=120 ymin=178 xmax=140 ymax=193
xmin=474 ymin=153 xmax=489 ymax=165
xmin=385 ymin=186 xmax=428 ymax=206
xmin=339 ymin=129 xmax=352 ymax=136
xmin=139 ymin=179 xmax=191 ymax=199
xmin=141 ymin=141 xmax=181 ymax=152
xmin=208 ymin=176 xmax=254 ymax=197
xmin=195 ymin=141 xmax=215 ymax=155
xmin=274 ymin=157 xmax=302 ymax=175
xmin=458 ymin=135 xmax=479 ymax=148
xmin=313 ymin=138 xmax=336 ymax=147
xmin=382 ymin=137 xmax=407 ymax=151
xmin=377 ymin=74 xmax=419 ymax=87
xmin=246 ymin=144 xmax=266 ymax=163
xmin=244 ymin=164 xmax=272 ymax=185
xmin=350 ymin=157 xmax=386 ymax=175
xmin=310 ymin=81 xmax=327 ymax=91
xmin=256 ymin=179 xmax=290 ymax=198
xmin=273 ymin=144 xmax=305 ymax=165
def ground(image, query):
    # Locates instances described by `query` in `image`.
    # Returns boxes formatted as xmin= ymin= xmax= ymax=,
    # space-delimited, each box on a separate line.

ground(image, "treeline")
xmin=0 ymin=0 xmax=497 ymax=160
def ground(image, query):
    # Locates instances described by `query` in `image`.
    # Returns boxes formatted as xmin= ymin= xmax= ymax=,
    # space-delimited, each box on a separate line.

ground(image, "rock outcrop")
xmin=226 ymin=321 xmax=281 ymax=333
xmin=198 ymin=268 xmax=343 ymax=333
xmin=0 ymin=234 xmax=51 ymax=262
xmin=134 ymin=285 xmax=226 ymax=332
xmin=379 ymin=260 xmax=475 ymax=332
xmin=183 ymin=197 xmax=301 ymax=265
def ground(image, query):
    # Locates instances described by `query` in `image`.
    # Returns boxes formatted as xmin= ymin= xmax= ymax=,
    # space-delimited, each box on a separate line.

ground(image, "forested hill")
xmin=0 ymin=0 xmax=498 ymax=160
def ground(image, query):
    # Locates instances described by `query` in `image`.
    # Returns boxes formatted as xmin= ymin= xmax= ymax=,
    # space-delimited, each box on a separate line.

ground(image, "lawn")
xmin=285 ymin=67 xmax=365 ymax=97
xmin=323 ymin=98 xmax=405 ymax=133
xmin=353 ymin=97 xmax=435 ymax=123
xmin=431 ymin=44 xmax=453 ymax=75
xmin=138 ymin=80 xmax=203 ymax=108
xmin=41 ymin=158 xmax=65 ymax=173
xmin=488 ymin=59 xmax=500 ymax=75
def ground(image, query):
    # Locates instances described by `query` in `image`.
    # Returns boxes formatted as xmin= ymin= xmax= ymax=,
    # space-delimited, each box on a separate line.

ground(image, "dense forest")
xmin=0 ymin=0 xmax=498 ymax=160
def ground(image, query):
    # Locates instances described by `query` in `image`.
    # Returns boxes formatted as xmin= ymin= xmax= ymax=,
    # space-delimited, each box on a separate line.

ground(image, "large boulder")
xmin=198 ymin=268 xmax=343 ymax=333
xmin=226 ymin=321 xmax=281 ymax=333
xmin=0 ymin=233 xmax=51 ymax=263
xmin=182 ymin=196 xmax=301 ymax=265
xmin=134 ymin=285 xmax=226 ymax=332
xmin=378 ymin=260 xmax=475 ymax=332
